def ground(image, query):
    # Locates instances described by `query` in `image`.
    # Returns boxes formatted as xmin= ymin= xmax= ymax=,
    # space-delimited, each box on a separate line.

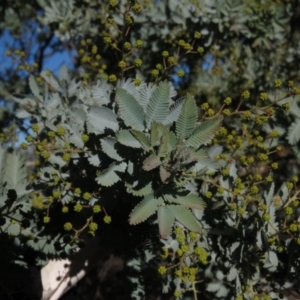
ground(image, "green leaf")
xmin=96 ymin=162 xmax=127 ymax=186
xmin=187 ymin=116 xmax=222 ymax=147
xmin=116 ymin=130 xmax=142 ymax=148
xmin=87 ymin=106 xmax=119 ymax=134
xmin=146 ymin=81 xmax=170 ymax=127
xmin=143 ymin=154 xmax=161 ymax=171
xmin=101 ymin=137 xmax=123 ymax=161
xmin=168 ymin=205 xmax=202 ymax=232
xmin=130 ymin=129 xmax=151 ymax=151
xmin=164 ymin=194 xmax=206 ymax=209
xmin=158 ymin=205 xmax=175 ymax=238
xmin=116 ymin=88 xmax=145 ymax=131
xmin=176 ymin=94 xmax=197 ymax=138
xmin=129 ymin=194 xmax=163 ymax=225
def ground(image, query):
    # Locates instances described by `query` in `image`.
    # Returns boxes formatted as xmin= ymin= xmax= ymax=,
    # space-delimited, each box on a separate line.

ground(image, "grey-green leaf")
xmin=139 ymin=83 xmax=156 ymax=111
xmin=158 ymin=205 xmax=175 ymax=238
xmin=162 ymin=96 xmax=185 ymax=125
xmin=288 ymin=120 xmax=300 ymax=145
xmin=150 ymin=120 xmax=159 ymax=146
xmin=101 ymin=137 xmax=123 ymax=161
xmin=160 ymin=166 xmax=171 ymax=183
xmin=116 ymin=88 xmax=145 ymax=131
xmin=0 ymin=146 xmax=7 ymax=187
xmin=168 ymin=132 xmax=177 ymax=152
xmin=143 ymin=154 xmax=161 ymax=171
xmin=29 ymin=75 xmax=42 ymax=101
xmin=158 ymin=130 xmax=169 ymax=158
xmin=116 ymin=130 xmax=142 ymax=148
xmin=4 ymin=152 xmax=27 ymax=189
xmin=130 ymin=129 xmax=151 ymax=151
xmin=87 ymin=106 xmax=119 ymax=134
xmin=168 ymin=205 xmax=202 ymax=232
xmin=146 ymin=81 xmax=170 ymax=127
xmin=164 ymin=194 xmax=206 ymax=210
xmin=187 ymin=116 xmax=222 ymax=147
xmin=176 ymin=94 xmax=197 ymax=138
xmin=131 ymin=182 xmax=153 ymax=196
xmin=192 ymin=158 xmax=218 ymax=173
xmin=96 ymin=162 xmax=127 ymax=186
xmin=129 ymin=194 xmax=163 ymax=225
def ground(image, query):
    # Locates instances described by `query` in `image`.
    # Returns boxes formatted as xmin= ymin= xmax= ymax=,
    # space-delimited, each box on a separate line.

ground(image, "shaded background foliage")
xmin=1 ymin=0 xmax=300 ymax=104
xmin=1 ymin=0 xmax=300 ymax=299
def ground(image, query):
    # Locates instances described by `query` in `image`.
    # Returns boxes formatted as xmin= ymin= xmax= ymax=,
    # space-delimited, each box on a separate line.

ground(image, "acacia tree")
xmin=1 ymin=1 xmax=300 ymax=299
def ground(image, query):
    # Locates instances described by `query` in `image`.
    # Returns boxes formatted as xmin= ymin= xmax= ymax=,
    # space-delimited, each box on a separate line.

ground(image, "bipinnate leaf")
xmin=157 ymin=122 xmax=168 ymax=137
xmin=4 ymin=152 xmax=27 ymax=189
xmin=187 ymin=116 xmax=222 ymax=147
xmin=129 ymin=194 xmax=163 ymax=225
xmin=176 ymin=94 xmax=197 ymax=138
xmin=143 ymin=154 xmax=161 ymax=171
xmin=91 ymin=80 xmax=110 ymax=106
xmin=150 ymin=120 xmax=159 ymax=146
xmin=41 ymin=70 xmax=60 ymax=91
xmin=146 ymin=81 xmax=170 ymax=127
xmin=168 ymin=131 xmax=177 ymax=152
xmin=192 ymin=148 xmax=208 ymax=160
xmin=131 ymin=182 xmax=153 ymax=196
xmin=192 ymin=158 xmax=218 ymax=173
xmin=265 ymin=182 xmax=275 ymax=206
xmin=87 ymin=154 xmax=101 ymax=167
xmin=160 ymin=166 xmax=171 ymax=183
xmin=227 ymin=266 xmax=238 ymax=282
xmin=68 ymin=126 xmax=84 ymax=148
xmin=158 ymin=205 xmax=175 ymax=238
xmin=29 ymin=75 xmax=42 ymax=101
xmin=0 ymin=146 xmax=7 ymax=187
xmin=96 ymin=162 xmax=127 ymax=186
xmin=116 ymin=130 xmax=142 ymax=148
xmin=164 ymin=194 xmax=206 ymax=209
xmin=162 ymin=96 xmax=185 ymax=125
xmin=116 ymin=88 xmax=145 ymax=131
xmin=139 ymin=83 xmax=156 ymax=111
xmin=130 ymin=129 xmax=151 ymax=151
xmin=158 ymin=130 xmax=169 ymax=158
xmin=288 ymin=120 xmax=300 ymax=145
xmin=118 ymin=78 xmax=139 ymax=100
xmin=101 ymin=137 xmax=123 ymax=161
xmin=268 ymin=251 xmax=279 ymax=268
xmin=168 ymin=205 xmax=202 ymax=232
xmin=87 ymin=106 xmax=119 ymax=134
xmin=59 ymin=64 xmax=70 ymax=82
